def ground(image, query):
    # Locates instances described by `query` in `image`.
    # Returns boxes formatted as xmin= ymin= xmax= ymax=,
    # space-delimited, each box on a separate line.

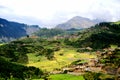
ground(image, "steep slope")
xmin=55 ymin=16 xmax=102 ymax=30
xmin=0 ymin=18 xmax=40 ymax=42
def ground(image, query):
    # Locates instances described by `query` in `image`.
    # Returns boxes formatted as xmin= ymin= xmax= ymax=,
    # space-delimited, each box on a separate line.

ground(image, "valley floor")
xmin=27 ymin=47 xmax=96 ymax=72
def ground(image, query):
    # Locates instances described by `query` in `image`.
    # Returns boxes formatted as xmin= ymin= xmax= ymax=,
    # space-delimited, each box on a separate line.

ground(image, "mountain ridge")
xmin=55 ymin=16 xmax=103 ymax=30
xmin=0 ymin=18 xmax=40 ymax=42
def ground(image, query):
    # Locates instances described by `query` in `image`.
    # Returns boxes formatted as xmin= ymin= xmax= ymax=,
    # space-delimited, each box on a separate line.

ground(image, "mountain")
xmin=0 ymin=18 xmax=40 ymax=42
xmin=55 ymin=16 xmax=103 ymax=30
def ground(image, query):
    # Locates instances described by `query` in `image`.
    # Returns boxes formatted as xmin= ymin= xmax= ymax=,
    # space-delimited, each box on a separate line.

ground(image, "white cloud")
xmin=0 ymin=0 xmax=120 ymax=28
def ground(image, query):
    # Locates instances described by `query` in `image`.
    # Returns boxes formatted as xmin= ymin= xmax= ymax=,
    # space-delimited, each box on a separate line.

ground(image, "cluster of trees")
xmin=0 ymin=41 xmax=29 ymax=63
xmin=64 ymin=22 xmax=120 ymax=49
xmin=90 ymin=22 xmax=120 ymax=49
xmin=0 ymin=57 xmax=43 ymax=79
xmin=19 ymin=38 xmax=59 ymax=60
xmin=34 ymin=28 xmax=82 ymax=39
xmin=83 ymin=72 xmax=102 ymax=80
xmin=34 ymin=28 xmax=65 ymax=38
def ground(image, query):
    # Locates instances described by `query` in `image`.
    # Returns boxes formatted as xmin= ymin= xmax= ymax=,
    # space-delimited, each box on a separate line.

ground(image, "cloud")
xmin=0 ymin=0 xmax=120 ymax=28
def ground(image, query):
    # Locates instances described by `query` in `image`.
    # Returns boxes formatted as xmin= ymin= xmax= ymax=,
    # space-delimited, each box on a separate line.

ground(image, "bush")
xmin=83 ymin=72 xmax=101 ymax=80
xmin=63 ymin=70 xmax=68 ymax=74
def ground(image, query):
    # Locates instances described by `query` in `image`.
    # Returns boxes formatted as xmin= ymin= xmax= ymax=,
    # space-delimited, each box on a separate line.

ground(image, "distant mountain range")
xmin=0 ymin=18 xmax=40 ymax=42
xmin=55 ymin=16 xmax=104 ymax=30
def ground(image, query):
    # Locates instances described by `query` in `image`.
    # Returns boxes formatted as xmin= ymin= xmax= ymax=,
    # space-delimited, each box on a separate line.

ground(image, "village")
xmin=50 ymin=47 xmax=120 ymax=79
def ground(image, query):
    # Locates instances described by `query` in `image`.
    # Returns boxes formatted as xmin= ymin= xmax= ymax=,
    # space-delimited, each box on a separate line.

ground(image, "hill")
xmin=65 ymin=22 xmax=120 ymax=49
xmin=55 ymin=16 xmax=102 ymax=30
xmin=0 ymin=18 xmax=40 ymax=42
xmin=34 ymin=28 xmax=82 ymax=39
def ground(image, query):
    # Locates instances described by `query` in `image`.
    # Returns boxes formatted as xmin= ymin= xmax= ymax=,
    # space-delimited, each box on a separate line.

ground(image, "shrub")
xmin=83 ymin=72 xmax=101 ymax=80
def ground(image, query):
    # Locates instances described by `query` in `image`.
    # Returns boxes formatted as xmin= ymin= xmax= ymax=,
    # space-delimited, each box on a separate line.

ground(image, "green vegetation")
xmin=34 ymin=28 xmax=65 ymax=38
xmin=71 ymin=59 xmax=87 ymax=65
xmin=0 ymin=41 xmax=29 ymax=63
xmin=64 ymin=22 xmax=120 ymax=49
xmin=0 ymin=57 xmax=43 ymax=80
xmin=83 ymin=72 xmax=101 ymax=80
xmin=113 ymin=21 xmax=120 ymax=24
xmin=49 ymin=74 xmax=84 ymax=80
xmin=0 ymin=44 xmax=3 ymax=46
xmin=27 ymin=47 xmax=95 ymax=71
xmin=0 ymin=38 xmax=56 ymax=64
xmin=34 ymin=28 xmax=82 ymax=39
xmin=0 ymin=21 xmax=120 ymax=79
xmin=0 ymin=18 xmax=39 ymax=42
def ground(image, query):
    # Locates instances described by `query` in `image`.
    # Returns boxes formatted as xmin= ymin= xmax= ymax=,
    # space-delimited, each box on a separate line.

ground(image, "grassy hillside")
xmin=113 ymin=21 xmax=120 ymax=24
xmin=65 ymin=22 xmax=120 ymax=49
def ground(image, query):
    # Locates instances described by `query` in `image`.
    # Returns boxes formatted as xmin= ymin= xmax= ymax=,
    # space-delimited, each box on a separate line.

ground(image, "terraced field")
xmin=27 ymin=47 xmax=96 ymax=71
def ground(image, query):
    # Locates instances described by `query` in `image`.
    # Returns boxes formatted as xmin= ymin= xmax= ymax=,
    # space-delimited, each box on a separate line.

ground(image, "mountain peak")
xmin=71 ymin=16 xmax=90 ymax=20
xmin=55 ymin=16 xmax=102 ymax=30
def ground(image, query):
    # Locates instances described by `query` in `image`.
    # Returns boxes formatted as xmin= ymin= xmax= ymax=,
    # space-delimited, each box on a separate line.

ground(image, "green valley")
xmin=0 ymin=21 xmax=120 ymax=80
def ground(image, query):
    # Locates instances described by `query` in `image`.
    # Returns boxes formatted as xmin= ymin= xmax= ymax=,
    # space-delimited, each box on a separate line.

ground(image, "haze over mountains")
xmin=55 ymin=16 xmax=104 ymax=30
xmin=0 ymin=16 xmax=113 ymax=42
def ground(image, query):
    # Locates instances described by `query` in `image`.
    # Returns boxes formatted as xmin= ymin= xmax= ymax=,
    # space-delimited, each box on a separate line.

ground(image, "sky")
xmin=0 ymin=0 xmax=120 ymax=28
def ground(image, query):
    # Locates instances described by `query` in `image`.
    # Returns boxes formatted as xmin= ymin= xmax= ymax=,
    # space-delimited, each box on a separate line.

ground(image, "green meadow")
xmin=48 ymin=74 xmax=84 ymax=80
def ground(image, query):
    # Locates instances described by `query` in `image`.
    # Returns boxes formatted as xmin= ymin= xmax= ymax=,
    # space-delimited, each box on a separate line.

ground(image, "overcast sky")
xmin=0 ymin=0 xmax=120 ymax=28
